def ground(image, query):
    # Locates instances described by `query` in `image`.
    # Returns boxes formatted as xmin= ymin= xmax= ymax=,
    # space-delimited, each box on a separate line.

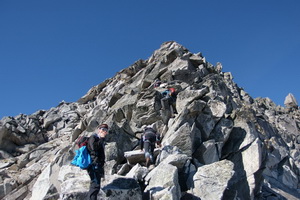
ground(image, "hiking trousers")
xmin=144 ymin=142 xmax=155 ymax=161
xmin=87 ymin=164 xmax=103 ymax=200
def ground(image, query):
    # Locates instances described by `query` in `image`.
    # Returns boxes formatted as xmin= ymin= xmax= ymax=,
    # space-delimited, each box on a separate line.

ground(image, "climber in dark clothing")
xmin=161 ymin=87 xmax=178 ymax=115
xmin=154 ymin=79 xmax=162 ymax=88
xmin=140 ymin=126 xmax=161 ymax=167
xmin=86 ymin=124 xmax=109 ymax=200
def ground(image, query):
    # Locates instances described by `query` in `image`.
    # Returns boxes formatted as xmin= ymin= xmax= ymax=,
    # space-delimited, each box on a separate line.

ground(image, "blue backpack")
xmin=71 ymin=145 xmax=92 ymax=169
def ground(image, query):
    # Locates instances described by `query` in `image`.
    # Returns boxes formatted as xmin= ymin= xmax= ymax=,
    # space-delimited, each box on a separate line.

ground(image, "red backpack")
xmin=76 ymin=136 xmax=89 ymax=148
xmin=169 ymin=88 xmax=176 ymax=93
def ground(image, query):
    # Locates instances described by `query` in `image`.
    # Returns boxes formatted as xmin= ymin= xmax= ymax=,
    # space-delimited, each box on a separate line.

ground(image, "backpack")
xmin=169 ymin=87 xmax=176 ymax=94
xmin=161 ymin=90 xmax=171 ymax=98
xmin=76 ymin=136 xmax=89 ymax=148
xmin=143 ymin=128 xmax=158 ymax=144
xmin=71 ymin=146 xmax=92 ymax=169
xmin=71 ymin=136 xmax=92 ymax=169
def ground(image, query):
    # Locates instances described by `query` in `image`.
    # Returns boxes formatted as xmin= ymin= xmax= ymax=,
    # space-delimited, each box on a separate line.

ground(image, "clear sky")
xmin=0 ymin=1 xmax=299 ymax=118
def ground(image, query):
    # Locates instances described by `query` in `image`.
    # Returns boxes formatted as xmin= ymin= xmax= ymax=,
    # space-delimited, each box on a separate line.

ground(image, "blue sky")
xmin=0 ymin=1 xmax=299 ymax=118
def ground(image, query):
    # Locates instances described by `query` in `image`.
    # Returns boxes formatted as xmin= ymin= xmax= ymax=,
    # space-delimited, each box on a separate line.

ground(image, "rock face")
xmin=284 ymin=93 xmax=299 ymax=110
xmin=0 ymin=41 xmax=299 ymax=200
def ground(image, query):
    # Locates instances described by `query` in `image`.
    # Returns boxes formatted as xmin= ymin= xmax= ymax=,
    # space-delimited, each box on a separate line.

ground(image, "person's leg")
xmin=145 ymin=157 xmax=150 ymax=167
xmin=150 ymin=144 xmax=155 ymax=164
xmin=170 ymin=97 xmax=178 ymax=114
xmin=161 ymin=97 xmax=170 ymax=111
xmin=88 ymin=182 xmax=100 ymax=200
xmin=87 ymin=165 xmax=101 ymax=200
xmin=144 ymin=142 xmax=151 ymax=167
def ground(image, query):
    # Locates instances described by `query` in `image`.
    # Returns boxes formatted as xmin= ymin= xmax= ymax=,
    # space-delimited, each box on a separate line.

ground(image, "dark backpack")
xmin=143 ymin=128 xmax=158 ymax=143
xmin=76 ymin=136 xmax=89 ymax=148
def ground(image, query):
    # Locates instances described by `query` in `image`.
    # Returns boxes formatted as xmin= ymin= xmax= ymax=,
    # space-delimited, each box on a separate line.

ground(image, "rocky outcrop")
xmin=284 ymin=93 xmax=299 ymax=111
xmin=0 ymin=41 xmax=299 ymax=200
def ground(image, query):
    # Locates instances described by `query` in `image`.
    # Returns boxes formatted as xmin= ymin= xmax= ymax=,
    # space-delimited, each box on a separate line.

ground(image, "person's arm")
xmin=98 ymin=137 xmax=106 ymax=166
xmin=87 ymin=136 xmax=100 ymax=164
xmin=156 ymin=134 xmax=162 ymax=148
xmin=140 ymin=134 xmax=144 ymax=151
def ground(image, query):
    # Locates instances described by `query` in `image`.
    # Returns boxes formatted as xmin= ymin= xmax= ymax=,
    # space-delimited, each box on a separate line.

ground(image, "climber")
xmin=160 ymin=87 xmax=178 ymax=115
xmin=154 ymin=79 xmax=162 ymax=88
xmin=140 ymin=126 xmax=161 ymax=167
xmin=86 ymin=123 xmax=109 ymax=200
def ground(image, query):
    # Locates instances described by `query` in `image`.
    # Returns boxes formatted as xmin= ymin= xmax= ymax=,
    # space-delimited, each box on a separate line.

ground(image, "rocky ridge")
xmin=0 ymin=41 xmax=299 ymax=200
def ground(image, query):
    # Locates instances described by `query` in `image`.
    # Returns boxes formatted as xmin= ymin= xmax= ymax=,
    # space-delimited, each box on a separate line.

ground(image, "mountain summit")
xmin=0 ymin=41 xmax=299 ymax=200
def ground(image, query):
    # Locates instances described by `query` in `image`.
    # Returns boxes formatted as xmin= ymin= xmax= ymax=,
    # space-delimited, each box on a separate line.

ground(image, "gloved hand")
xmin=93 ymin=163 xmax=103 ymax=172
xmin=92 ymin=162 xmax=100 ymax=170
xmin=94 ymin=164 xmax=99 ymax=170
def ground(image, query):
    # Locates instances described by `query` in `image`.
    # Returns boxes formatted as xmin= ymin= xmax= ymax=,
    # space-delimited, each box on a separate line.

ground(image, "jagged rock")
xmin=145 ymin=162 xmax=181 ymax=200
xmin=192 ymin=159 xmax=237 ymax=200
xmin=280 ymin=164 xmax=298 ymax=189
xmin=15 ymin=144 xmax=37 ymax=154
xmin=184 ymin=160 xmax=198 ymax=191
xmin=30 ymin=164 xmax=52 ymax=200
xmin=0 ymin=157 xmax=15 ymax=169
xmin=196 ymin=113 xmax=215 ymax=140
xmin=162 ymin=122 xmax=194 ymax=157
xmin=156 ymin=145 xmax=183 ymax=163
xmin=193 ymin=139 xmax=219 ymax=164
xmin=58 ymin=165 xmax=90 ymax=199
xmin=101 ymin=176 xmax=142 ymax=200
xmin=71 ymin=120 xmax=86 ymax=142
xmin=176 ymin=88 xmax=208 ymax=114
xmin=124 ymin=149 xmax=160 ymax=165
xmin=0 ymin=178 xmax=17 ymax=199
xmin=43 ymin=110 xmax=62 ymax=129
xmin=158 ymin=152 xmax=189 ymax=169
xmin=207 ymin=99 xmax=227 ymax=118
xmin=210 ymin=118 xmax=233 ymax=144
xmin=125 ymin=163 xmax=149 ymax=182
xmin=240 ymin=138 xmax=265 ymax=199
xmin=222 ymin=107 xmax=260 ymax=157
xmin=284 ymin=93 xmax=298 ymax=109
xmin=117 ymin=163 xmax=131 ymax=175
xmin=0 ymin=150 xmax=13 ymax=159
xmin=77 ymin=80 xmax=109 ymax=104
xmin=3 ymin=185 xmax=28 ymax=200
